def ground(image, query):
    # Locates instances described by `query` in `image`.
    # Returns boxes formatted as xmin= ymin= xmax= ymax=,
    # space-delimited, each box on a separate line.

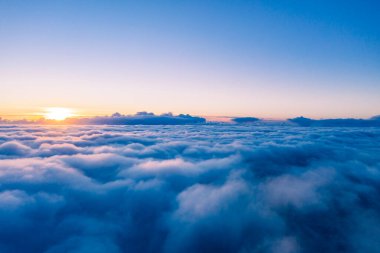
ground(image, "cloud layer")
xmin=0 ymin=125 xmax=379 ymax=253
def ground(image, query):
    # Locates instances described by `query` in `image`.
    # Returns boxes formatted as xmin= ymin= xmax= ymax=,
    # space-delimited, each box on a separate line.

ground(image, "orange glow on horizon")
xmin=44 ymin=107 xmax=74 ymax=121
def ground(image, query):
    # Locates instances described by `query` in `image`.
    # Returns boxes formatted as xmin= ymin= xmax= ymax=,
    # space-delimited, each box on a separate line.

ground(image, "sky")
xmin=1 ymin=0 xmax=379 ymax=119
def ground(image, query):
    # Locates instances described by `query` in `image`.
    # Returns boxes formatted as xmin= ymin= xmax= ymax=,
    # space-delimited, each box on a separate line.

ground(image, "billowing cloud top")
xmin=0 ymin=124 xmax=379 ymax=253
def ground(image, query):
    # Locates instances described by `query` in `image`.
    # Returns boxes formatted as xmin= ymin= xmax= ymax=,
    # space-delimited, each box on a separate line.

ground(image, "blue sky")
xmin=1 ymin=0 xmax=379 ymax=119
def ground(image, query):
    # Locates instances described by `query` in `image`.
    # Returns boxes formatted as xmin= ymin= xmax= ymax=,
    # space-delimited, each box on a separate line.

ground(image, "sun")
xmin=44 ymin=107 xmax=74 ymax=121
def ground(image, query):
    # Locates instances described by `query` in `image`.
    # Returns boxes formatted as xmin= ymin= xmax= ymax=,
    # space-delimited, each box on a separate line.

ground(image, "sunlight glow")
xmin=44 ymin=107 xmax=73 ymax=121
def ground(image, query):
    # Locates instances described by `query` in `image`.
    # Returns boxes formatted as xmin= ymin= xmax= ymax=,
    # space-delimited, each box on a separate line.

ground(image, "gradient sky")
xmin=1 ymin=0 xmax=379 ymax=119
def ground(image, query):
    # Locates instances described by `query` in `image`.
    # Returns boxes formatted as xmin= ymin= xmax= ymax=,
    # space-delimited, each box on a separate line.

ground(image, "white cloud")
xmin=0 ymin=125 xmax=379 ymax=252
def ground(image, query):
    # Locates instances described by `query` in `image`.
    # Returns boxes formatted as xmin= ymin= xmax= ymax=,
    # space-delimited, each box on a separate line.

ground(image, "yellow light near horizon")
xmin=44 ymin=107 xmax=73 ymax=121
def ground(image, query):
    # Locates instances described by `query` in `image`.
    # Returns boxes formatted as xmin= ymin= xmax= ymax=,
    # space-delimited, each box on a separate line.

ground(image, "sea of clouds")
xmin=0 ymin=124 xmax=379 ymax=253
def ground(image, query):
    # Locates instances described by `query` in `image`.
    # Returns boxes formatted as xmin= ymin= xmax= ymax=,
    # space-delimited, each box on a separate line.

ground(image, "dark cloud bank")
xmin=0 ymin=125 xmax=380 ymax=253
xmin=69 ymin=112 xmax=206 ymax=125
xmin=231 ymin=117 xmax=260 ymax=124
xmin=289 ymin=116 xmax=380 ymax=127
xmin=3 ymin=113 xmax=380 ymax=127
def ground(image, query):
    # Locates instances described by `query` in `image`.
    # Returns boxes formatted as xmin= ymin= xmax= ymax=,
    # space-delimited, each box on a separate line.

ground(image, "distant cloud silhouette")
xmin=0 ymin=112 xmax=206 ymax=125
xmin=231 ymin=117 xmax=260 ymax=123
xmin=70 ymin=112 xmax=206 ymax=125
xmin=2 ymin=114 xmax=380 ymax=127
xmin=289 ymin=116 xmax=380 ymax=127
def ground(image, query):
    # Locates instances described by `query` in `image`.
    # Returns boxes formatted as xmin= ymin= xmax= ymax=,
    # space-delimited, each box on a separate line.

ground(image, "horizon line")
xmin=1 ymin=112 xmax=379 ymax=122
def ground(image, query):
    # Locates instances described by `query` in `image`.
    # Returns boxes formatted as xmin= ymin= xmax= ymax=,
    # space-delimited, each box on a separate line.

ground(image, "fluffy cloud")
xmin=0 ymin=125 xmax=379 ymax=252
xmin=0 ymin=141 xmax=32 ymax=157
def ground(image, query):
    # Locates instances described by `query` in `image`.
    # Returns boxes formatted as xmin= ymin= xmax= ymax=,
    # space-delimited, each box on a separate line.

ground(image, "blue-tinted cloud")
xmin=68 ymin=112 xmax=206 ymax=125
xmin=289 ymin=116 xmax=380 ymax=127
xmin=0 ymin=125 xmax=379 ymax=252
xmin=231 ymin=117 xmax=260 ymax=123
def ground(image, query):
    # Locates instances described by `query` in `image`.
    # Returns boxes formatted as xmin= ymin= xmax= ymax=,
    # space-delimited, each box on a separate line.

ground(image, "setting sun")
xmin=44 ymin=107 xmax=73 ymax=121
